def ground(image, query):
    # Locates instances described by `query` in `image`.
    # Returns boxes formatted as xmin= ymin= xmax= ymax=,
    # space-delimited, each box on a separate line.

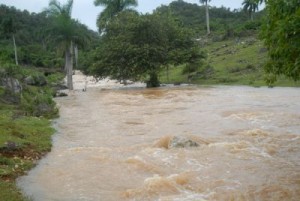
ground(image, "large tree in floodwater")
xmin=47 ymin=0 xmax=86 ymax=90
xmin=94 ymin=0 xmax=138 ymax=33
xmin=90 ymin=12 xmax=205 ymax=87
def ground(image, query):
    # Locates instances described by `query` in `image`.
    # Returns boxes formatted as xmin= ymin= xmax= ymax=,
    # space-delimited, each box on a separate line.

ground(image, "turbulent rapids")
xmin=18 ymin=81 xmax=300 ymax=200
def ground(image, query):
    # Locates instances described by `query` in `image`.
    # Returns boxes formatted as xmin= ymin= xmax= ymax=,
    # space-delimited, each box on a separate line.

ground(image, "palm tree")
xmin=199 ymin=0 xmax=211 ymax=35
xmin=94 ymin=0 xmax=138 ymax=32
xmin=47 ymin=0 xmax=87 ymax=90
xmin=242 ymin=0 xmax=259 ymax=21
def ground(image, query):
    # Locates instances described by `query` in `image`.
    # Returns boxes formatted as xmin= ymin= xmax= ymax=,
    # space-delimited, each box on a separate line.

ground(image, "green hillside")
xmin=159 ymin=37 xmax=300 ymax=87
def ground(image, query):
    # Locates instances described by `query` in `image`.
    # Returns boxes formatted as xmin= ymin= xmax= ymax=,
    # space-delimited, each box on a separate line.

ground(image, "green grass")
xmin=0 ymin=182 xmax=30 ymax=201
xmin=46 ymin=72 xmax=65 ymax=85
xmin=0 ymin=113 xmax=54 ymax=152
xmin=0 ymin=66 xmax=62 ymax=201
xmin=160 ymin=37 xmax=300 ymax=87
xmin=0 ymin=105 xmax=55 ymax=201
xmin=160 ymin=64 xmax=188 ymax=84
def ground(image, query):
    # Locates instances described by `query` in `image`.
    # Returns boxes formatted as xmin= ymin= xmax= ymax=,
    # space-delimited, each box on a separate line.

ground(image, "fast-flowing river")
xmin=18 ymin=86 xmax=300 ymax=201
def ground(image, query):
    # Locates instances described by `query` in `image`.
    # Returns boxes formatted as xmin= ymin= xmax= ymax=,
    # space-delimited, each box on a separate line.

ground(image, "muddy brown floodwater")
xmin=18 ymin=86 xmax=300 ymax=201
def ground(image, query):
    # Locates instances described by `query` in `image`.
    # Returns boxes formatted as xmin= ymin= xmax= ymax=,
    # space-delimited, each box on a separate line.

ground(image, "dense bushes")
xmin=0 ymin=64 xmax=62 ymax=118
xmin=20 ymin=86 xmax=58 ymax=118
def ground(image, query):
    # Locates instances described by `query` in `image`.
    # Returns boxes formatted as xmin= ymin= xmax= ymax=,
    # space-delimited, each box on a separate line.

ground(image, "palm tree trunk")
xmin=205 ymin=1 xmax=210 ymax=35
xmin=12 ymin=34 xmax=18 ymax=65
xmin=74 ymin=45 xmax=78 ymax=68
xmin=66 ymin=41 xmax=74 ymax=90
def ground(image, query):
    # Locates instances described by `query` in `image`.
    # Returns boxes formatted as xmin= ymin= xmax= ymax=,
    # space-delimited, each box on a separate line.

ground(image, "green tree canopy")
xmin=94 ymin=0 xmax=138 ymax=33
xmin=0 ymin=4 xmax=96 ymax=68
xmin=261 ymin=0 xmax=300 ymax=82
xmin=154 ymin=0 xmax=259 ymax=37
xmin=90 ymin=11 xmax=205 ymax=87
xmin=1 ymin=16 xmax=19 ymax=65
xmin=242 ymin=0 xmax=259 ymax=21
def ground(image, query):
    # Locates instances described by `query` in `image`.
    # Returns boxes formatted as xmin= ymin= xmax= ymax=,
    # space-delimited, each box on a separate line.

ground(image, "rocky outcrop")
xmin=1 ymin=77 xmax=22 ymax=103
xmin=24 ymin=76 xmax=35 ymax=85
xmin=36 ymin=103 xmax=54 ymax=117
xmin=55 ymin=91 xmax=68 ymax=97
xmin=168 ymin=136 xmax=199 ymax=148
xmin=1 ymin=77 xmax=22 ymax=94
xmin=25 ymin=75 xmax=47 ymax=86
xmin=154 ymin=135 xmax=207 ymax=149
xmin=52 ymin=84 xmax=68 ymax=97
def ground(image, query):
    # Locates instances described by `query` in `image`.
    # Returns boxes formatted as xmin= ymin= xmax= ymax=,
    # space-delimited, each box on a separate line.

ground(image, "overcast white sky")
xmin=0 ymin=0 xmax=246 ymax=31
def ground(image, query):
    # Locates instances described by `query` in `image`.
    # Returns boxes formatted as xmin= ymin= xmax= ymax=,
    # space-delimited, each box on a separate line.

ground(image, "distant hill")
xmin=0 ymin=4 xmax=98 ymax=68
xmin=155 ymin=0 xmax=265 ymax=38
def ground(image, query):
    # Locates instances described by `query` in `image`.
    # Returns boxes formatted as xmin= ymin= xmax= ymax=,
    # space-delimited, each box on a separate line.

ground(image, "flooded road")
xmin=18 ymin=86 xmax=300 ymax=201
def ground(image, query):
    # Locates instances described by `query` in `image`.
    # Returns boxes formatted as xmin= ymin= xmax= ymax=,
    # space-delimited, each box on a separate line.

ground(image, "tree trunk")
xmin=147 ymin=72 xmax=160 ymax=88
xmin=66 ymin=41 xmax=74 ymax=90
xmin=74 ymin=45 xmax=78 ymax=68
xmin=205 ymin=1 xmax=210 ymax=35
xmin=12 ymin=34 xmax=18 ymax=65
xmin=166 ymin=65 xmax=169 ymax=83
xmin=64 ymin=53 xmax=68 ymax=72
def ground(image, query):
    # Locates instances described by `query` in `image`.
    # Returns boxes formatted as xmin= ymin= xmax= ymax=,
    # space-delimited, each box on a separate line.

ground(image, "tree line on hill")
xmin=155 ymin=0 xmax=264 ymax=38
xmin=0 ymin=2 xmax=98 ymax=69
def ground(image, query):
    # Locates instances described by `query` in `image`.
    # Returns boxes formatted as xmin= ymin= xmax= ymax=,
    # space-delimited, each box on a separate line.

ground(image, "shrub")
xmin=20 ymin=86 xmax=58 ymax=118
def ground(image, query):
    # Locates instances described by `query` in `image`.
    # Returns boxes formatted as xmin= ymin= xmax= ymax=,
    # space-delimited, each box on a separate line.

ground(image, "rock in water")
xmin=55 ymin=91 xmax=68 ymax=97
xmin=168 ymin=136 xmax=199 ymax=148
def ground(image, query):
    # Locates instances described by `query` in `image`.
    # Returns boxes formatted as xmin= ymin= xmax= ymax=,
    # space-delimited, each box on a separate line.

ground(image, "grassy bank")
xmin=0 ymin=65 xmax=64 ymax=200
xmin=160 ymin=37 xmax=300 ymax=87
xmin=0 ymin=112 xmax=54 ymax=200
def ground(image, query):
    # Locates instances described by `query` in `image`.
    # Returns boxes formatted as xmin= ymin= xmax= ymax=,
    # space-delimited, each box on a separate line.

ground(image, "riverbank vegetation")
xmin=0 ymin=64 xmax=64 ymax=200
xmin=1 ymin=0 xmax=299 ymax=88
xmin=159 ymin=37 xmax=300 ymax=87
xmin=0 ymin=0 xmax=299 ymax=199
xmin=84 ymin=0 xmax=299 ymax=87
xmin=0 ymin=1 xmax=93 ymax=198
